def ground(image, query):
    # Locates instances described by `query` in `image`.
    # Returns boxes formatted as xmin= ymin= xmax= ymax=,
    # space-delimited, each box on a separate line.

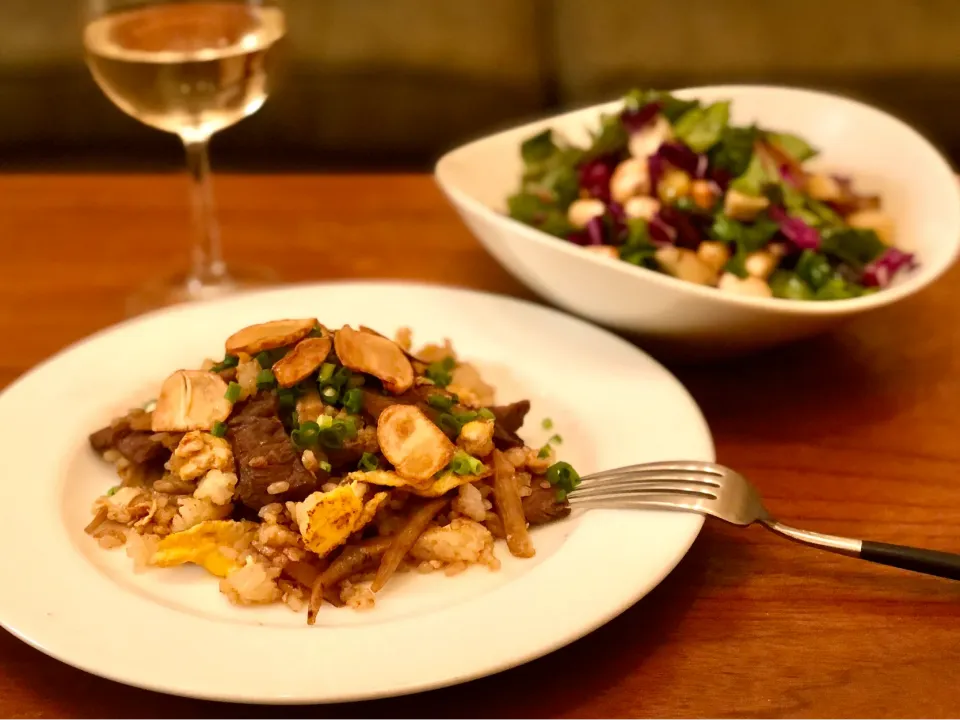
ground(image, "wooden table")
xmin=2 ymin=174 xmax=959 ymax=718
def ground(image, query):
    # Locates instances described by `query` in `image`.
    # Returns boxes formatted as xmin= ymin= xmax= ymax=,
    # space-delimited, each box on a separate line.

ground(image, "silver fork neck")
xmin=761 ymin=518 xmax=862 ymax=556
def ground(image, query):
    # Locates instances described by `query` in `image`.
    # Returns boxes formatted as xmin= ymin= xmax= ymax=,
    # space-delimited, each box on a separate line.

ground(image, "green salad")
xmin=507 ymin=89 xmax=915 ymax=300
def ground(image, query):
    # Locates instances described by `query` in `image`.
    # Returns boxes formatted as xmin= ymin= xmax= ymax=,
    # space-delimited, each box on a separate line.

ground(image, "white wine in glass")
xmin=83 ymin=0 xmax=286 ymax=314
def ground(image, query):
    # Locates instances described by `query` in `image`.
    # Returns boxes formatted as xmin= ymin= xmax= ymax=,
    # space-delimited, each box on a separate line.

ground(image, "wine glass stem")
xmin=182 ymin=138 xmax=227 ymax=288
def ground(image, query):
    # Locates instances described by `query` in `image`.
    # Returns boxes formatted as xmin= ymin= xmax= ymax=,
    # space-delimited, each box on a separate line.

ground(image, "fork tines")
xmin=570 ymin=462 xmax=722 ymax=502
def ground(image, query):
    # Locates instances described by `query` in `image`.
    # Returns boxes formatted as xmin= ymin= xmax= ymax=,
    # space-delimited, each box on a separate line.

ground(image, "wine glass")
xmin=82 ymin=0 xmax=286 ymax=315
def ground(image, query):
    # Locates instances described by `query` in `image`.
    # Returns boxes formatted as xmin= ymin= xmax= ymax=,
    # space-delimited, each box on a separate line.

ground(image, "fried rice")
xmin=85 ymin=320 xmax=579 ymax=623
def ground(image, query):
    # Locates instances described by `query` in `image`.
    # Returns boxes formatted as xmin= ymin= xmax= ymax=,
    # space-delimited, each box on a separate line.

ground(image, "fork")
xmin=567 ymin=461 xmax=960 ymax=580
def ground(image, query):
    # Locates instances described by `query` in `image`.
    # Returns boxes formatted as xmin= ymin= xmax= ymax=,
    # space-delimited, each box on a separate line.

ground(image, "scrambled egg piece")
xmin=296 ymin=482 xmax=384 ymax=557
xmin=152 ymin=519 xmax=255 ymax=577
xmin=166 ymin=431 xmax=238 ymax=507
xmin=170 ymin=431 xmax=234 ymax=481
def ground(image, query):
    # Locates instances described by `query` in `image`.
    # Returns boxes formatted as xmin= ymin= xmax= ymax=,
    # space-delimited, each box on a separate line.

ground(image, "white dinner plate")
xmin=0 ymin=282 xmax=713 ymax=704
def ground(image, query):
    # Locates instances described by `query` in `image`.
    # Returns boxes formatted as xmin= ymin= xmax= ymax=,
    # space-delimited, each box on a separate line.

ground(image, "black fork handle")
xmin=763 ymin=520 xmax=960 ymax=582
xmin=860 ymin=541 xmax=960 ymax=581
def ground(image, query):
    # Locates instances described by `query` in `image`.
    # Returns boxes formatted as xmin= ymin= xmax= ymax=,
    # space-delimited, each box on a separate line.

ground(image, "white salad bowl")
xmin=435 ymin=85 xmax=960 ymax=358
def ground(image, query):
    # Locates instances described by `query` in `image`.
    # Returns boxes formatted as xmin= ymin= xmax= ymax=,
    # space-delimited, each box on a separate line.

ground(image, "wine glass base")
xmin=125 ymin=265 xmax=279 ymax=317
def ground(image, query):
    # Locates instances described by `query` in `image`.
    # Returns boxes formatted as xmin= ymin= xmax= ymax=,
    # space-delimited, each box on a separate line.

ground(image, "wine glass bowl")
xmin=82 ymin=0 xmax=286 ymax=314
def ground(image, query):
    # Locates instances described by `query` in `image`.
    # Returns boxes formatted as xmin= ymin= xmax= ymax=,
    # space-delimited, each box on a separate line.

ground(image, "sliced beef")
xmin=89 ymin=425 xmax=119 ymax=454
xmin=489 ymin=400 xmax=530 ymax=433
xmin=227 ymin=392 xmax=325 ymax=511
xmin=522 ymin=476 xmax=571 ymax=525
xmin=489 ymin=400 xmax=531 ymax=450
xmin=493 ymin=426 xmax=524 ymax=450
xmin=115 ymin=431 xmax=180 ymax=465
xmin=234 ymin=392 xmax=278 ymax=419
xmin=88 ymin=408 xmax=180 ymax=465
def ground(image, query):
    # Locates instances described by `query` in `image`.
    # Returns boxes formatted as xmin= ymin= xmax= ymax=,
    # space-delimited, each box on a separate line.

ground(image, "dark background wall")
xmin=2 ymin=0 xmax=958 ymax=171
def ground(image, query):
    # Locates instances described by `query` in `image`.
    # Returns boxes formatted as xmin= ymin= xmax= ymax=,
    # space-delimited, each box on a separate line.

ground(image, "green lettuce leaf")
xmin=673 ymin=101 xmax=730 ymax=153
xmin=794 ymin=250 xmax=834 ymax=290
xmin=730 ymin=152 xmax=773 ymax=196
xmin=710 ymin=214 xmax=780 ymax=278
xmin=765 ymin=131 xmax=818 ymax=163
xmin=820 ymin=227 xmax=886 ymax=268
xmin=520 ymin=129 xmax=558 ymax=164
xmin=709 ymin=125 xmax=757 ymax=177
xmin=769 ymin=271 xmax=814 ymax=300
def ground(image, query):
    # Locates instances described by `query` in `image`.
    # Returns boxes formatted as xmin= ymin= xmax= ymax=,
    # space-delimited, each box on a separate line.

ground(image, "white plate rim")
xmin=0 ymin=281 xmax=713 ymax=704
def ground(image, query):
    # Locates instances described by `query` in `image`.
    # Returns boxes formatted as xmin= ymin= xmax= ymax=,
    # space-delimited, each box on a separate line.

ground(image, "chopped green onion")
xmin=437 ymin=412 xmax=462 ymax=438
xmin=106 ymin=485 xmax=119 ymax=497
xmin=548 ymin=433 xmax=563 ymax=445
xmin=224 ymin=382 xmax=242 ymax=403
xmin=291 ymin=421 xmax=321 ymax=449
xmin=256 ymin=368 xmax=276 ymax=390
xmin=342 ymin=387 xmax=364 ymax=414
xmin=318 ymin=363 xmax=336 ymax=384
xmin=318 ymin=460 xmax=332 ymax=473
xmin=427 ymin=394 xmax=454 ymax=411
xmin=330 ymin=366 xmax=353 ymax=389
xmin=555 ymin=488 xmax=568 ymax=502
xmin=290 ymin=411 xmax=299 ymax=427
xmin=321 ymin=385 xmax=340 ymax=405
xmin=209 ymin=354 xmax=239 ymax=373
xmin=358 ymin=452 xmax=379 ymax=471
xmin=343 ymin=416 xmax=358 ymax=437
xmin=277 ymin=387 xmax=299 ymax=411
xmin=545 ymin=461 xmax=580 ymax=493
xmin=537 ymin=445 xmax=552 ymax=459
xmin=478 ymin=408 xmax=496 ymax=421
xmin=253 ymin=347 xmax=289 ymax=369
xmin=317 ymin=426 xmax=343 ymax=449
xmin=316 ymin=414 xmax=334 ymax=430
xmin=308 ymin=326 xmax=326 ymax=338
xmin=454 ymin=410 xmax=479 ymax=425
xmin=450 ymin=451 xmax=484 ymax=476
xmin=541 ymin=417 xmax=554 ymax=430
xmin=424 ymin=356 xmax=456 ymax=388
xmin=318 ymin=418 xmax=357 ymax=449
xmin=211 ymin=421 xmax=227 ymax=438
